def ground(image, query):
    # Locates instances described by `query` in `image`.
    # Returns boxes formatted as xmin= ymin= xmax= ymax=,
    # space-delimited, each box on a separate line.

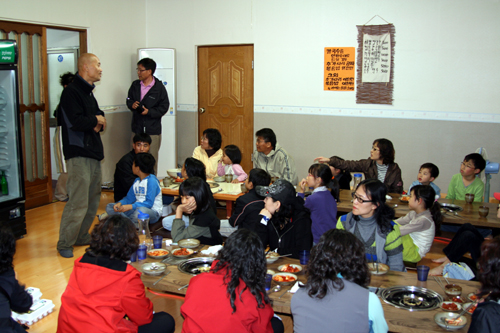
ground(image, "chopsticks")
xmin=152 ymin=271 xmax=171 ymax=286
xmin=433 ymin=276 xmax=448 ymax=299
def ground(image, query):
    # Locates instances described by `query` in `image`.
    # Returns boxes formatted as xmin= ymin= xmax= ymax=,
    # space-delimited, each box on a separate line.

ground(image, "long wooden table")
xmin=161 ymin=183 xmax=243 ymax=216
xmin=134 ymin=246 xmax=480 ymax=333
xmin=337 ymin=189 xmax=500 ymax=229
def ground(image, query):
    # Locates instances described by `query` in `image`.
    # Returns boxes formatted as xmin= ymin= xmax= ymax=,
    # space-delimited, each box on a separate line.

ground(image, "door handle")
xmin=199 ymin=107 xmax=205 ymax=114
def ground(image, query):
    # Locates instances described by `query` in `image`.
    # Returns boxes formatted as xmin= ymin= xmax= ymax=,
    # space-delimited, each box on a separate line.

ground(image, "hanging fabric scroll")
xmin=356 ymin=20 xmax=395 ymax=105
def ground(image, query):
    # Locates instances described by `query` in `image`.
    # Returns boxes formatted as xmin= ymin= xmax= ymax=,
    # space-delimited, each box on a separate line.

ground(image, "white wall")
xmin=144 ymin=0 xmax=500 ymax=197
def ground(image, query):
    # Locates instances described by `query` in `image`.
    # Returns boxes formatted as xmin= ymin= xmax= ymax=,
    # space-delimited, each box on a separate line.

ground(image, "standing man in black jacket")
xmin=126 ymin=58 xmax=169 ymax=172
xmin=57 ymin=53 xmax=106 ymax=258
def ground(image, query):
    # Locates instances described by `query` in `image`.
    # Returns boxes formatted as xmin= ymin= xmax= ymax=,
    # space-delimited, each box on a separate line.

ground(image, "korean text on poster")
xmin=362 ymin=33 xmax=390 ymax=83
xmin=324 ymin=47 xmax=355 ymax=91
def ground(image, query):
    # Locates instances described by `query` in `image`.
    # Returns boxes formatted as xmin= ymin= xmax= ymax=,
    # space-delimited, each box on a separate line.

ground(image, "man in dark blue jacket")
xmin=126 ymin=58 xmax=169 ymax=172
xmin=57 ymin=53 xmax=105 ymax=258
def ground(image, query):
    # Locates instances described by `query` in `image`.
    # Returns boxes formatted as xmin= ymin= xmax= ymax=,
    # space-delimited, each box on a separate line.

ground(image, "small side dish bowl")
xmin=172 ymin=248 xmax=194 ymax=258
xmin=266 ymin=252 xmax=280 ymax=264
xmin=272 ymin=273 xmax=298 ymax=286
xmin=167 ymin=168 xmax=182 ymax=178
xmin=278 ymin=263 xmax=303 ymax=273
xmin=434 ymin=312 xmax=467 ymax=330
xmin=142 ymin=262 xmax=167 ymax=276
xmin=178 ymin=238 xmax=201 ymax=249
xmin=367 ymin=262 xmax=389 ymax=275
xmin=147 ymin=249 xmax=169 ymax=259
xmin=440 ymin=301 xmax=462 ymax=312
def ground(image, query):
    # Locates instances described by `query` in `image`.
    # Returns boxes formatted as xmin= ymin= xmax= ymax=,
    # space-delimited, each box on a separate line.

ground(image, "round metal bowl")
xmin=178 ymin=238 xmax=201 ymax=249
xmin=141 ymin=262 xmax=167 ymax=276
xmin=380 ymin=285 xmax=443 ymax=311
xmin=434 ymin=312 xmax=467 ymax=330
xmin=277 ymin=264 xmax=303 ymax=273
xmin=178 ymin=257 xmax=214 ymax=275
xmin=439 ymin=203 xmax=463 ymax=212
xmin=147 ymin=249 xmax=169 ymax=259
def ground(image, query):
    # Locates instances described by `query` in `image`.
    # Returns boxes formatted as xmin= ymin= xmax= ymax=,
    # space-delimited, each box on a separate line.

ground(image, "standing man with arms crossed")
xmin=57 ymin=53 xmax=106 ymax=258
xmin=126 ymin=58 xmax=169 ymax=171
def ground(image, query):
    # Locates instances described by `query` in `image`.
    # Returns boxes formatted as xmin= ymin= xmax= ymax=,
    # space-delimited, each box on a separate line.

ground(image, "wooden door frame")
xmin=196 ymin=44 xmax=254 ymax=171
xmin=0 ymin=20 xmax=87 ymax=208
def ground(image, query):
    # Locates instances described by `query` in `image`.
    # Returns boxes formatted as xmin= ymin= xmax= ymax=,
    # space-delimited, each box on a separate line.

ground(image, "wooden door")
xmin=198 ymin=45 xmax=254 ymax=173
xmin=0 ymin=21 xmax=86 ymax=209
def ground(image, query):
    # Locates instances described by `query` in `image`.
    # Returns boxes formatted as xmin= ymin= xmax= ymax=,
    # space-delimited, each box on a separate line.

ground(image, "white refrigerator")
xmin=138 ymin=48 xmax=176 ymax=179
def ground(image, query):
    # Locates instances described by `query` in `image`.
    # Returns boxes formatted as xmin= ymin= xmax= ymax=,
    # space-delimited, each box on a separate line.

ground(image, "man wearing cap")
xmin=252 ymin=128 xmax=298 ymax=185
xmin=256 ymin=179 xmax=312 ymax=258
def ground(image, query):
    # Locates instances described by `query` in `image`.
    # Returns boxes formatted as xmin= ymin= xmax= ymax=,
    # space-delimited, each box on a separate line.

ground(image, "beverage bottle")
xmin=1 ymin=171 xmax=8 ymax=195
xmin=137 ymin=210 xmax=151 ymax=247
xmin=352 ymin=173 xmax=362 ymax=192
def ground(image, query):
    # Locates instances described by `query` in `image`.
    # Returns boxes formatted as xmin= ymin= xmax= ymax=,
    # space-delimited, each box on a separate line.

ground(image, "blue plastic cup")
xmin=265 ymin=274 xmax=273 ymax=291
xmin=137 ymin=244 xmax=147 ymax=260
xmin=417 ymin=265 xmax=430 ymax=281
xmin=299 ymin=250 xmax=310 ymax=265
xmin=153 ymin=235 xmax=163 ymax=249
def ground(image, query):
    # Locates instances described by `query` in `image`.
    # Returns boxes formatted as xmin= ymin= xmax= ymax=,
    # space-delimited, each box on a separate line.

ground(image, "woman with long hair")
xmin=468 ymin=235 xmax=500 ymax=332
xmin=292 ymin=229 xmax=388 ymax=333
xmin=315 ymin=138 xmax=404 ymax=193
xmin=337 ymin=179 xmax=405 ymax=271
xmin=181 ymin=229 xmax=284 ymax=333
xmin=58 ymin=215 xmax=175 ymax=333
xmin=257 ymin=178 xmax=313 ymax=258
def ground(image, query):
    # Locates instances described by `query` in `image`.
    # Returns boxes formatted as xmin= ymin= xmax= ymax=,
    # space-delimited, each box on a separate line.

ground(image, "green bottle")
xmin=1 ymin=171 xmax=8 ymax=195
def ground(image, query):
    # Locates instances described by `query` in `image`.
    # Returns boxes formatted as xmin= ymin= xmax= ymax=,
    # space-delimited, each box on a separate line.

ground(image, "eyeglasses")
xmin=136 ymin=68 xmax=148 ymax=73
xmin=461 ymin=162 xmax=475 ymax=169
xmin=351 ymin=192 xmax=373 ymax=204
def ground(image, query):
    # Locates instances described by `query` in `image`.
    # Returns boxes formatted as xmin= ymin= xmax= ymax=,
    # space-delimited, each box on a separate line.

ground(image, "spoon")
xmin=268 ymin=285 xmax=281 ymax=294
xmin=153 ymin=271 xmax=171 ymax=286
xmin=392 ymin=204 xmax=398 ymax=209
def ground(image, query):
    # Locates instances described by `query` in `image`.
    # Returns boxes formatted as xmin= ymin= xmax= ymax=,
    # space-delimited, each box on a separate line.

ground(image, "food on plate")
xmin=148 ymin=249 xmax=168 ymax=257
xmin=367 ymin=263 xmax=389 ymax=272
xmin=198 ymin=266 xmax=210 ymax=273
xmin=273 ymin=274 xmax=296 ymax=283
xmin=466 ymin=303 xmax=477 ymax=314
xmin=441 ymin=302 xmax=459 ymax=311
xmin=468 ymin=293 xmax=478 ymax=301
xmin=450 ymin=296 xmax=464 ymax=303
xmin=444 ymin=316 xmax=464 ymax=326
xmin=266 ymin=252 xmax=279 ymax=259
xmin=279 ymin=264 xmax=300 ymax=273
xmin=175 ymin=177 xmax=184 ymax=183
xmin=400 ymin=196 xmax=410 ymax=202
xmin=173 ymin=248 xmax=192 ymax=256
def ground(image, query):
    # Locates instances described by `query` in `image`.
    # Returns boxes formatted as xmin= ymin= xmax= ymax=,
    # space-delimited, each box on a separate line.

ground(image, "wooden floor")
xmin=15 ymin=191 xmax=447 ymax=333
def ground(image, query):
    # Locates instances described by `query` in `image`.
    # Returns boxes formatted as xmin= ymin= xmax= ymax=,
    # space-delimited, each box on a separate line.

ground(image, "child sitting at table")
xmin=228 ymin=168 xmax=271 ymax=246
xmin=171 ymin=177 xmax=223 ymax=245
xmin=408 ymin=163 xmax=441 ymax=199
xmin=217 ymin=144 xmax=248 ymax=183
xmin=105 ymin=153 xmax=162 ymax=226
xmin=329 ymin=156 xmax=352 ymax=190
xmin=0 ymin=227 xmax=33 ymax=333
xmin=446 ymin=153 xmax=486 ymax=202
xmin=396 ymin=185 xmax=442 ymax=263
xmin=297 ymin=163 xmax=339 ymax=245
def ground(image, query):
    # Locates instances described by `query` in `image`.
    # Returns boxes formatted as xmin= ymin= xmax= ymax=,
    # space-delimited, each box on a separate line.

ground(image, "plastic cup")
xmin=478 ymin=206 xmax=489 ymax=218
xmin=137 ymin=245 xmax=147 ymax=260
xmin=153 ymin=235 xmax=163 ymax=249
xmin=416 ymin=265 xmax=430 ymax=281
xmin=265 ymin=274 xmax=272 ymax=291
xmin=225 ymin=174 xmax=232 ymax=183
xmin=130 ymin=251 xmax=137 ymax=262
xmin=299 ymin=250 xmax=310 ymax=265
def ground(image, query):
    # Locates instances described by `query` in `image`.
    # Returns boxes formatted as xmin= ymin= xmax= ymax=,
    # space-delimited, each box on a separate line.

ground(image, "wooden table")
xmin=161 ymin=183 xmax=244 ymax=216
xmin=337 ymin=189 xmax=500 ymax=229
xmin=135 ymin=248 xmax=480 ymax=332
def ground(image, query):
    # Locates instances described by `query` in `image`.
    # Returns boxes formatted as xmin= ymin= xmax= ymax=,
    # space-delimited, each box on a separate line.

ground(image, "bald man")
xmin=57 ymin=53 xmax=106 ymax=258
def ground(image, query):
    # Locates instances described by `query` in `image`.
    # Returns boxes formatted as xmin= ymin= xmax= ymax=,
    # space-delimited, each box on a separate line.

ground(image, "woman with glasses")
xmin=314 ymin=138 xmax=403 ymax=194
xmin=337 ymin=179 xmax=405 ymax=271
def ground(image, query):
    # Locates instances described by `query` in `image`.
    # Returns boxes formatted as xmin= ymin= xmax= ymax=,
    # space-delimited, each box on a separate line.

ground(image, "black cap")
xmin=256 ymin=179 xmax=296 ymax=206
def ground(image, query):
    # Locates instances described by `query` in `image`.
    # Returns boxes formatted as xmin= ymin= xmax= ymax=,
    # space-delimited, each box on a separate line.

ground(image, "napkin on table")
xmin=201 ymin=245 xmax=223 ymax=255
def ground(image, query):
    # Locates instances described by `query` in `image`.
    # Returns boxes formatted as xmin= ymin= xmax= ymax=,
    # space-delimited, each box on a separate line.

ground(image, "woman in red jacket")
xmin=57 ymin=215 xmax=175 ymax=333
xmin=181 ymin=228 xmax=284 ymax=333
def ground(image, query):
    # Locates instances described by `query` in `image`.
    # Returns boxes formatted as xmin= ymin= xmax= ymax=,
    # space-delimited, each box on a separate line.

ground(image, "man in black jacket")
xmin=57 ymin=53 xmax=106 ymax=258
xmin=126 ymin=58 xmax=169 ymax=172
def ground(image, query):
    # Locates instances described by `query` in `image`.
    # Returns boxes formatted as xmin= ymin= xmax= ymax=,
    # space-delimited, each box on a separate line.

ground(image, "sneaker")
xmin=59 ymin=249 xmax=74 ymax=258
xmin=97 ymin=212 xmax=108 ymax=222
